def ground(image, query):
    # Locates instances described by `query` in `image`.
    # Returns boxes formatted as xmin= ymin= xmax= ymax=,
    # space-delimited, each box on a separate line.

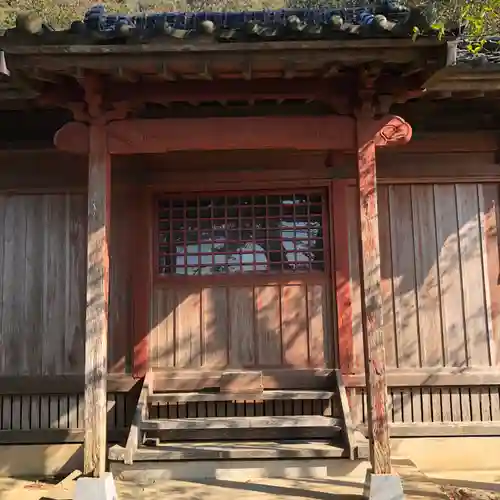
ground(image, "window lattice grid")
xmin=157 ymin=192 xmax=326 ymax=276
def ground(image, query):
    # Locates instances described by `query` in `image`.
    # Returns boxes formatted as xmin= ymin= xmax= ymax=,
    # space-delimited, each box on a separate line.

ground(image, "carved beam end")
xmin=374 ymin=116 xmax=412 ymax=148
xmin=54 ymin=121 xmax=90 ymax=154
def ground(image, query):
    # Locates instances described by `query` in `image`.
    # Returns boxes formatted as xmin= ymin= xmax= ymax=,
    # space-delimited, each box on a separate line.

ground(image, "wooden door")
xmin=149 ymin=190 xmax=333 ymax=390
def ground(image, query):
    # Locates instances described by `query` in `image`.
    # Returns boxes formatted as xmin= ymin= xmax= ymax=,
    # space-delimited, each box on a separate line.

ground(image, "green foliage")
xmin=459 ymin=0 xmax=500 ymax=52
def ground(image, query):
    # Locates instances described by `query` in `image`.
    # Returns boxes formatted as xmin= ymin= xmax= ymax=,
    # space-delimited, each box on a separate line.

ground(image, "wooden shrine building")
xmin=0 ymin=3 xmax=500 ymax=482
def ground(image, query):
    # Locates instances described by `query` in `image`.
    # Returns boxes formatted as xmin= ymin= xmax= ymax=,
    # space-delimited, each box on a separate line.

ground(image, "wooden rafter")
xmin=36 ymin=71 xmax=431 ymax=110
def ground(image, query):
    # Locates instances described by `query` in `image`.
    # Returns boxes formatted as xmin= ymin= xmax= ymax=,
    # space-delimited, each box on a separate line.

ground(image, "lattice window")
xmin=157 ymin=191 xmax=326 ymax=277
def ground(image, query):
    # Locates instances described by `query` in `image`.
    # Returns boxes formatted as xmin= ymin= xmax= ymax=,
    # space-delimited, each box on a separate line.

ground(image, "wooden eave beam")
xmin=2 ymin=38 xmax=447 ymax=60
xmin=54 ymin=115 xmax=413 ymax=155
xmin=425 ymin=67 xmax=500 ymax=93
xmin=427 ymin=76 xmax=500 ymax=93
xmin=4 ymin=40 xmax=450 ymax=97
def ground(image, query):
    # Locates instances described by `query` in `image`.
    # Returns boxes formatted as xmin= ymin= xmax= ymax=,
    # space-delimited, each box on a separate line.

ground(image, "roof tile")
xmin=3 ymin=1 xmax=450 ymax=45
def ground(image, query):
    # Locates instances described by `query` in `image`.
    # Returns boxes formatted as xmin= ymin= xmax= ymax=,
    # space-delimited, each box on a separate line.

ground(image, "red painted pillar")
xmin=356 ymin=116 xmax=412 ymax=475
xmin=332 ymin=180 xmax=354 ymax=375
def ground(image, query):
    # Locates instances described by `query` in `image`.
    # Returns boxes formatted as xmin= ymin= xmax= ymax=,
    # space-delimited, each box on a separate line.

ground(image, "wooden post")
xmin=356 ymin=123 xmax=391 ymax=474
xmin=332 ymin=180 xmax=354 ymax=375
xmin=84 ymin=122 xmax=111 ymax=477
xmin=132 ymin=186 xmax=151 ymax=378
xmin=356 ymin=116 xmax=412 ymax=477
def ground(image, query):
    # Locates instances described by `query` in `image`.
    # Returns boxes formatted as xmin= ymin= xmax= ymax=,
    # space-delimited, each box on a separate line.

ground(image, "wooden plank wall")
xmin=347 ymin=182 xmax=500 ymax=426
xmin=0 ymin=194 xmax=87 ymax=376
xmin=0 ymin=191 xmax=134 ymax=376
xmin=149 ymin=284 xmax=330 ymax=369
xmin=0 ymin=191 xmax=133 ymax=437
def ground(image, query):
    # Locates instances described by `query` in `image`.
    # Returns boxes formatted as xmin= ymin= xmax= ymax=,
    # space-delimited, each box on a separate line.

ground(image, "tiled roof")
xmin=3 ymin=1 xmax=450 ymax=45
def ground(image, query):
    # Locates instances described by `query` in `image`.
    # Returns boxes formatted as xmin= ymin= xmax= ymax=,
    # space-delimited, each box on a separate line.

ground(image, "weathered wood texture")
xmin=149 ymin=396 xmax=340 ymax=421
xmin=0 ymin=151 xmax=498 ymax=193
xmin=348 ymin=385 xmax=500 ymax=426
xmin=55 ymin=116 xmax=358 ymax=154
xmin=149 ymin=284 xmax=330 ymax=370
xmin=0 ymin=392 xmax=130 ymax=437
xmin=332 ymin=180 xmax=353 ymax=374
xmin=0 ymin=194 xmax=86 ymax=375
xmin=108 ymin=187 xmax=136 ymax=374
xmin=84 ymin=123 xmax=111 ymax=477
xmin=348 ymin=182 xmax=499 ymax=373
xmin=0 ymin=189 xmax=134 ymax=376
xmin=355 ymin=129 xmax=390 ymax=475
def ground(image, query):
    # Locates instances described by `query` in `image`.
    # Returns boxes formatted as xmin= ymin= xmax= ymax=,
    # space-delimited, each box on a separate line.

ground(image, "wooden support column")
xmin=355 ymin=116 xmax=412 ymax=476
xmin=132 ymin=184 xmax=152 ymax=378
xmin=331 ymin=180 xmax=354 ymax=374
xmin=84 ymin=121 xmax=111 ymax=477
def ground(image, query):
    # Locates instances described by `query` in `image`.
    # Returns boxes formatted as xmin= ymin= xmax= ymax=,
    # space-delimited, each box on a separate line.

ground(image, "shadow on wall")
xmin=349 ymin=183 xmax=498 ymax=374
xmin=0 ymin=181 xmax=499 ymax=482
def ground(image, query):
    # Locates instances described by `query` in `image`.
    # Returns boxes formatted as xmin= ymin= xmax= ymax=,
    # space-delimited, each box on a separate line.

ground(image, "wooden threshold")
xmin=152 ymin=369 xmax=334 ymax=391
xmin=358 ymin=422 xmax=500 ymax=437
xmin=148 ymin=390 xmax=335 ymax=404
xmin=345 ymin=369 xmax=500 ymax=388
xmin=0 ymin=429 xmax=126 ymax=444
xmin=3 ymin=367 xmax=499 ymax=397
xmin=0 ymin=374 xmax=138 ymax=394
xmin=109 ymin=440 xmax=346 ymax=461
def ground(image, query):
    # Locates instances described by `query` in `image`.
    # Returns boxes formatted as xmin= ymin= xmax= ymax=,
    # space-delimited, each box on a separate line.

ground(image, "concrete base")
xmin=73 ymin=472 xmax=118 ymax=500
xmin=1 ymin=437 xmax=500 ymax=477
xmin=364 ymin=470 xmax=404 ymax=500
xmin=112 ymin=458 xmax=370 ymax=483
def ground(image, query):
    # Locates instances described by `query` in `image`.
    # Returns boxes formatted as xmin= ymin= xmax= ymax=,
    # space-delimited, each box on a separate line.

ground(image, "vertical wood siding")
xmin=149 ymin=284 xmax=331 ymax=369
xmin=0 ymin=393 xmax=129 ymax=435
xmin=0 ymin=191 xmax=135 ymax=376
xmin=0 ymin=194 xmax=87 ymax=376
xmin=108 ymin=188 xmax=135 ymax=373
xmin=0 ymin=192 xmax=133 ymax=434
xmin=348 ymin=386 xmax=500 ymax=426
xmin=349 ymin=183 xmax=500 ymax=373
xmin=149 ymin=397 xmax=340 ymax=420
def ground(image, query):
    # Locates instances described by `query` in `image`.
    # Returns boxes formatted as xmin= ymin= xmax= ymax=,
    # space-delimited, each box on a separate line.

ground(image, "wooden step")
xmin=141 ymin=416 xmax=342 ymax=441
xmin=109 ymin=439 xmax=347 ymax=462
xmin=142 ymin=415 xmax=341 ymax=431
xmin=148 ymin=390 xmax=335 ymax=404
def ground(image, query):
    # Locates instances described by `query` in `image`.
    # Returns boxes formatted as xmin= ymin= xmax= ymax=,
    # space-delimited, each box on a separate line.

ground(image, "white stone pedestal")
xmin=364 ymin=469 xmax=405 ymax=500
xmin=73 ymin=472 xmax=118 ymax=500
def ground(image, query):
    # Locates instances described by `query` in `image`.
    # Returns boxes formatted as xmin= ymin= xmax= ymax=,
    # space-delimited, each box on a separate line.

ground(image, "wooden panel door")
xmin=149 ymin=190 xmax=332 ymax=389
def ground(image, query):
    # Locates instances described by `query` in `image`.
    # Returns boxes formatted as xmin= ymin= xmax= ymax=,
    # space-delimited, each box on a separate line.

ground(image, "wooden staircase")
xmin=109 ymin=370 xmax=368 ymax=470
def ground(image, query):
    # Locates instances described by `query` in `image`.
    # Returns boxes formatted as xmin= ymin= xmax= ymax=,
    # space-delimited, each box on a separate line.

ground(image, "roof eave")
xmin=426 ymin=64 xmax=500 ymax=93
